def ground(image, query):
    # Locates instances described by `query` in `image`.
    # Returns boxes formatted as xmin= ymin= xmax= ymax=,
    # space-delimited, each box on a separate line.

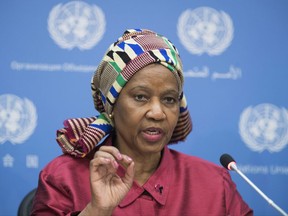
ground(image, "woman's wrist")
xmin=78 ymin=202 xmax=114 ymax=216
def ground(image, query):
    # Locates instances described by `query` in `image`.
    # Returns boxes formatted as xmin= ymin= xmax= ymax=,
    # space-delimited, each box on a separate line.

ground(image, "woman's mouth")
xmin=142 ymin=127 xmax=164 ymax=142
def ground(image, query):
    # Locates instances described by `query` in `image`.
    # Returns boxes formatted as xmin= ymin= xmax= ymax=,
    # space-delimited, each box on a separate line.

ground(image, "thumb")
xmin=122 ymin=160 xmax=135 ymax=187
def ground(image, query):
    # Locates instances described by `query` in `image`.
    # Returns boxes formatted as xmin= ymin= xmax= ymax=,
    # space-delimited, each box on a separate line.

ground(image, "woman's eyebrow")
xmin=129 ymin=86 xmax=179 ymax=95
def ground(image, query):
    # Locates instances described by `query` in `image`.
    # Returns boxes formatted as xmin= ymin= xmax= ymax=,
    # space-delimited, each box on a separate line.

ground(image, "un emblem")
xmin=239 ymin=104 xmax=288 ymax=153
xmin=177 ymin=7 xmax=234 ymax=56
xmin=0 ymin=94 xmax=37 ymax=144
xmin=48 ymin=1 xmax=106 ymax=50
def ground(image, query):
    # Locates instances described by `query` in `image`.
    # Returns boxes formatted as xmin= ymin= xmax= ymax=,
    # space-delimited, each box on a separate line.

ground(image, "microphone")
xmin=220 ymin=153 xmax=288 ymax=216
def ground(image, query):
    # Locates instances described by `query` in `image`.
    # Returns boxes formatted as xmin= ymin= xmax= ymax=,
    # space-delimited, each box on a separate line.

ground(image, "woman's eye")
xmin=135 ymin=95 xmax=147 ymax=101
xmin=164 ymin=97 xmax=177 ymax=104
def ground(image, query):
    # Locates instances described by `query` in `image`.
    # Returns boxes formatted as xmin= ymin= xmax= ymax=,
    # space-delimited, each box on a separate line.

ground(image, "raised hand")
xmin=80 ymin=146 xmax=135 ymax=216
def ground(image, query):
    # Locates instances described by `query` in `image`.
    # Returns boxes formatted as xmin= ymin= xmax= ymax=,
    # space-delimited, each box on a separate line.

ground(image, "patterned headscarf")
xmin=56 ymin=29 xmax=192 ymax=157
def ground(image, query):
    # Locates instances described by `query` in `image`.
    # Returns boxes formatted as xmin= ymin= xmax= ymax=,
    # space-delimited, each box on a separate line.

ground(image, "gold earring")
xmin=108 ymin=113 xmax=114 ymax=119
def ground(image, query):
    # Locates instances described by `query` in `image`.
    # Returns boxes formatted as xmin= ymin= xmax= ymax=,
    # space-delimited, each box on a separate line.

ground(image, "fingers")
xmin=95 ymin=146 xmax=123 ymax=161
xmin=90 ymin=145 xmax=135 ymax=185
xmin=122 ymin=160 xmax=135 ymax=186
xmin=94 ymin=146 xmax=134 ymax=168
xmin=89 ymin=157 xmax=118 ymax=179
xmin=89 ymin=145 xmax=135 ymax=208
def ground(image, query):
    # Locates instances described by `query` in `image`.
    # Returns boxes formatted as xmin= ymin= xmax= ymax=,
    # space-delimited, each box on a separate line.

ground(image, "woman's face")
xmin=113 ymin=63 xmax=180 ymax=156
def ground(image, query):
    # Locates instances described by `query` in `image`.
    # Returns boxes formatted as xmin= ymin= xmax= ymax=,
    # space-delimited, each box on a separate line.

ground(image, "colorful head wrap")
xmin=56 ymin=29 xmax=192 ymax=157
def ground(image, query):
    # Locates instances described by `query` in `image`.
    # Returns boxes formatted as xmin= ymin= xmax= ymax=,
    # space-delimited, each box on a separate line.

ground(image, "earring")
xmin=108 ymin=113 xmax=114 ymax=119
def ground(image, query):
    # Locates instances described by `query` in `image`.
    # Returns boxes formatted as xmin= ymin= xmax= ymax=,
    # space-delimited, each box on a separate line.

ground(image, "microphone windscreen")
xmin=220 ymin=153 xmax=235 ymax=170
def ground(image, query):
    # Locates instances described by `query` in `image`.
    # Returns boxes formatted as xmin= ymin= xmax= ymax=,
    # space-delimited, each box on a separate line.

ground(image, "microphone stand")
xmin=230 ymin=163 xmax=288 ymax=216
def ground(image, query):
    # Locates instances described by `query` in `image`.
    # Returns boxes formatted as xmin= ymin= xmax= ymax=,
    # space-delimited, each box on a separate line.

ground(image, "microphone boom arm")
xmin=230 ymin=163 xmax=288 ymax=216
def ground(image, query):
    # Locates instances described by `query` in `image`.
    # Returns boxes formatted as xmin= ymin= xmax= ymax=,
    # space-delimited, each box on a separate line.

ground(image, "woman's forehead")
xmin=124 ymin=64 xmax=179 ymax=90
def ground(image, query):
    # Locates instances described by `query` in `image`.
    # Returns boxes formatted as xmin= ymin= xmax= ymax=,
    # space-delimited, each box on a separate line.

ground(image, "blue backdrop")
xmin=1 ymin=1 xmax=288 ymax=215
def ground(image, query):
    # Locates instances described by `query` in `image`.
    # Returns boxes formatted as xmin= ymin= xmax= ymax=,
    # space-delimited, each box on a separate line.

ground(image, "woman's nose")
xmin=145 ymin=99 xmax=166 ymax=120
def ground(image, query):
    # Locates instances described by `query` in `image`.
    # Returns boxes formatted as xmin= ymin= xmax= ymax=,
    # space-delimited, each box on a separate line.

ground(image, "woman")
xmin=31 ymin=29 xmax=253 ymax=215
